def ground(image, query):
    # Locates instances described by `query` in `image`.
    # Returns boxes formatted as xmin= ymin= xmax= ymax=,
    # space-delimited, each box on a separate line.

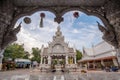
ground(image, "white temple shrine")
xmin=78 ymin=41 xmax=119 ymax=70
xmin=40 ymin=26 xmax=77 ymax=70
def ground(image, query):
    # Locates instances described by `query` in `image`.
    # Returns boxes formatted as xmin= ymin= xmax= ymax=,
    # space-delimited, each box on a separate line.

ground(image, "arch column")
xmin=116 ymin=49 xmax=120 ymax=66
xmin=105 ymin=0 xmax=120 ymax=65
xmin=0 ymin=49 xmax=4 ymax=71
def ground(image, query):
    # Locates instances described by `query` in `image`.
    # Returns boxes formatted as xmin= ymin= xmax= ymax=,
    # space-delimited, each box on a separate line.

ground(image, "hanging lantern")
xmin=23 ymin=17 xmax=31 ymax=24
xmin=73 ymin=12 xmax=79 ymax=18
xmin=40 ymin=13 xmax=45 ymax=28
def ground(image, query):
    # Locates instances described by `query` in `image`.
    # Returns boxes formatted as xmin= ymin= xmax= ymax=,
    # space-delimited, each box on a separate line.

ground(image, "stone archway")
xmin=0 ymin=0 xmax=120 ymax=70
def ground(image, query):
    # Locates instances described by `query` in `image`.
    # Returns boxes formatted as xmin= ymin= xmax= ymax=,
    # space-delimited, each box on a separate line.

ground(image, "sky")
xmin=15 ymin=11 xmax=103 ymax=53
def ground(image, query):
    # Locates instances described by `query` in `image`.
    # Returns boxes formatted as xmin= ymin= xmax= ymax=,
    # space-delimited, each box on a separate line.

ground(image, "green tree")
xmin=76 ymin=50 xmax=82 ymax=61
xmin=23 ymin=51 xmax=30 ymax=59
xmin=3 ymin=43 xmax=30 ymax=60
xmin=31 ymin=47 xmax=41 ymax=63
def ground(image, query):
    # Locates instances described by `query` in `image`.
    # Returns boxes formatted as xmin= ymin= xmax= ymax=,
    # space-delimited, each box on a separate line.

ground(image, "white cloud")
xmin=61 ymin=20 xmax=103 ymax=50
xmin=71 ymin=29 xmax=80 ymax=33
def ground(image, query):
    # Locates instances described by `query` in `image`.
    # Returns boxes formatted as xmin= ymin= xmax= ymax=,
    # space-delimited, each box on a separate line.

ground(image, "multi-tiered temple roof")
xmin=41 ymin=26 xmax=76 ymax=56
xmin=78 ymin=41 xmax=117 ymax=62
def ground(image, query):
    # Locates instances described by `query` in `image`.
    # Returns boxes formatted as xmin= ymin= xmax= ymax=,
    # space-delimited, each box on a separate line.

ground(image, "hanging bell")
xmin=40 ymin=13 xmax=45 ymax=28
xmin=23 ymin=17 xmax=31 ymax=24
xmin=73 ymin=12 xmax=79 ymax=18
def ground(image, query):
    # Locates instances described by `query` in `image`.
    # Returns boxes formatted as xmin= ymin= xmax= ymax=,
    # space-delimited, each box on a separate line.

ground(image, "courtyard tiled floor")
xmin=0 ymin=69 xmax=120 ymax=80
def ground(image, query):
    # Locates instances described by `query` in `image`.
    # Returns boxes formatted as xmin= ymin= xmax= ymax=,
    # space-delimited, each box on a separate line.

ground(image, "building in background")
xmin=78 ymin=41 xmax=119 ymax=70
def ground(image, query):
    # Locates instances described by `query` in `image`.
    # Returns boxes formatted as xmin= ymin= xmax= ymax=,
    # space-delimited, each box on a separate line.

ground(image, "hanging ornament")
xmin=40 ymin=13 xmax=45 ymax=28
xmin=23 ymin=17 xmax=31 ymax=24
xmin=73 ymin=12 xmax=79 ymax=18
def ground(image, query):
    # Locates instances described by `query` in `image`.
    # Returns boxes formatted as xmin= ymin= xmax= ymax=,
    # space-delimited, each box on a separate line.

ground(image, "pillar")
xmin=74 ymin=56 xmax=76 ymax=64
xmin=45 ymin=57 xmax=47 ymax=64
xmin=66 ymin=56 xmax=68 ymax=64
xmin=43 ymin=57 xmax=45 ymax=64
xmin=87 ymin=62 xmax=90 ymax=69
xmin=40 ymin=57 xmax=43 ymax=64
xmin=113 ymin=58 xmax=119 ymax=66
xmin=101 ymin=60 xmax=105 ymax=66
xmin=48 ymin=56 xmax=51 ymax=64
xmin=116 ymin=49 xmax=120 ymax=66
xmin=93 ymin=61 xmax=96 ymax=69
xmin=0 ymin=55 xmax=3 ymax=71
xmin=0 ymin=49 xmax=4 ymax=71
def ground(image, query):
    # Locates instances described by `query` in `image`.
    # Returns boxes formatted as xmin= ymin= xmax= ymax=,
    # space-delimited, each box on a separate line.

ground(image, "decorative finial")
xmin=56 ymin=26 xmax=62 ymax=36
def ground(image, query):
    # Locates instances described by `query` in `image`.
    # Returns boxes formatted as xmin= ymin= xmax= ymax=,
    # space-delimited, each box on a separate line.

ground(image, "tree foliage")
xmin=3 ymin=43 xmax=30 ymax=60
xmin=76 ymin=50 xmax=82 ymax=61
xmin=31 ymin=47 xmax=41 ymax=63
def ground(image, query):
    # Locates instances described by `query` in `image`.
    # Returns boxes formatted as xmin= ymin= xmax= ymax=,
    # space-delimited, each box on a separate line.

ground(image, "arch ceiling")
xmin=0 ymin=0 xmax=120 ymax=68
xmin=11 ymin=0 xmax=108 ymax=26
xmin=0 ymin=0 xmax=120 ymax=50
